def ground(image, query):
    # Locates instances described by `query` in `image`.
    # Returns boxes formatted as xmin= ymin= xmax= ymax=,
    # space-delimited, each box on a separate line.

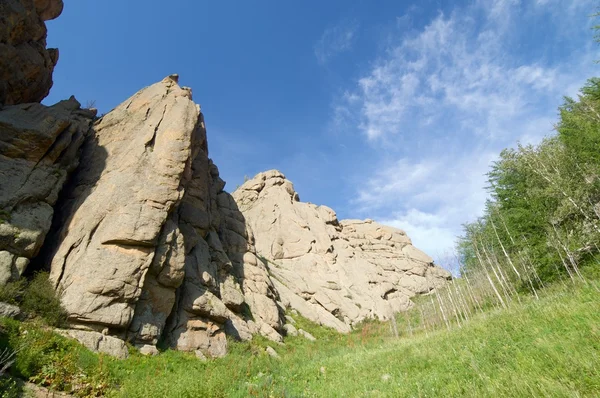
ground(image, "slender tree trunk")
xmin=480 ymin=241 xmax=513 ymax=303
xmin=472 ymin=237 xmax=507 ymax=308
xmin=490 ymin=216 xmax=522 ymax=280
xmin=435 ymin=290 xmax=451 ymax=330
xmin=463 ymin=272 xmax=484 ymax=314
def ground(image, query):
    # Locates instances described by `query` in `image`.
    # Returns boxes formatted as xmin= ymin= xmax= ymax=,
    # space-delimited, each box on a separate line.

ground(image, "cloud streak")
xmin=314 ymin=19 xmax=359 ymax=65
xmin=334 ymin=0 xmax=597 ymax=261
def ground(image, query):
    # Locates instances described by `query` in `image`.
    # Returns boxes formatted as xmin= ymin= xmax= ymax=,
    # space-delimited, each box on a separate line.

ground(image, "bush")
xmin=21 ymin=273 xmax=68 ymax=328
xmin=0 ymin=280 xmax=26 ymax=305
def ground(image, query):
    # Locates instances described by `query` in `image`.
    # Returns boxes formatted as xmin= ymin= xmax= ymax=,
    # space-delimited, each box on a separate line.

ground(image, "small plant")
xmin=0 ymin=376 xmax=21 ymax=398
xmin=21 ymin=273 xmax=68 ymax=328
xmin=0 ymin=280 xmax=26 ymax=305
xmin=0 ymin=209 xmax=10 ymax=225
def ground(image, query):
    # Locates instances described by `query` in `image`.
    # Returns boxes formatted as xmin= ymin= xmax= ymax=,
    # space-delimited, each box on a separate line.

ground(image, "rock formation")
xmin=0 ymin=99 xmax=94 ymax=285
xmin=233 ymin=170 xmax=452 ymax=332
xmin=0 ymin=0 xmax=94 ymax=285
xmin=0 ymin=0 xmax=450 ymax=359
xmin=43 ymin=76 xmax=283 ymax=357
xmin=0 ymin=0 xmax=63 ymax=105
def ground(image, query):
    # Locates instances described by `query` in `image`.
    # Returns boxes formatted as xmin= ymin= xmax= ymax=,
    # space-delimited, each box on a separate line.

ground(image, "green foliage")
xmin=21 ymin=273 xmax=68 ymax=328
xmin=557 ymin=78 xmax=600 ymax=165
xmin=457 ymin=77 xmax=600 ymax=295
xmin=0 ymin=273 xmax=68 ymax=327
xmin=0 ymin=281 xmax=598 ymax=397
xmin=85 ymin=282 xmax=600 ymax=397
xmin=0 ymin=376 xmax=21 ymax=398
xmin=0 ymin=280 xmax=26 ymax=305
xmin=0 ymin=318 xmax=110 ymax=397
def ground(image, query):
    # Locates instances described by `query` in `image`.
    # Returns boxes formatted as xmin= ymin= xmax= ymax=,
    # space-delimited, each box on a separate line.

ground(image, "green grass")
xmin=2 ymin=281 xmax=598 ymax=397
xmin=104 ymin=282 xmax=600 ymax=397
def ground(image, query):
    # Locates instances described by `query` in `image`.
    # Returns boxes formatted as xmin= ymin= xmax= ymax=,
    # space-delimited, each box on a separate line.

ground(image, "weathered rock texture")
xmin=0 ymin=0 xmax=63 ymax=105
xmin=0 ymin=99 xmax=94 ymax=285
xmin=45 ymin=76 xmax=283 ymax=357
xmin=0 ymin=0 xmax=451 ymax=361
xmin=56 ymin=329 xmax=129 ymax=359
xmin=233 ymin=170 xmax=452 ymax=332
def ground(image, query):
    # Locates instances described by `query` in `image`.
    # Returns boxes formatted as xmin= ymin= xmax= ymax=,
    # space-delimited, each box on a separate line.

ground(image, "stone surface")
xmin=47 ymin=76 xmax=195 ymax=331
xmin=298 ymin=329 xmax=316 ymax=342
xmin=233 ymin=170 xmax=452 ymax=332
xmin=56 ymin=329 xmax=129 ymax=359
xmin=0 ymin=0 xmax=64 ymax=105
xmin=0 ymin=301 xmax=22 ymax=319
xmin=23 ymin=382 xmax=74 ymax=398
xmin=283 ymin=323 xmax=298 ymax=337
xmin=138 ymin=344 xmax=159 ymax=356
xmin=0 ymin=0 xmax=450 ymax=361
xmin=0 ymin=99 xmax=94 ymax=285
xmin=45 ymin=76 xmax=284 ymax=357
xmin=266 ymin=346 xmax=279 ymax=358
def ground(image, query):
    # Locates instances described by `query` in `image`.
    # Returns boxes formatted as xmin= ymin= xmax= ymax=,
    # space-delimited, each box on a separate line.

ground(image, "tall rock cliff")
xmin=0 ymin=99 xmax=94 ymax=284
xmin=44 ymin=76 xmax=283 ymax=357
xmin=233 ymin=170 xmax=452 ymax=332
xmin=0 ymin=0 xmax=450 ymax=359
xmin=0 ymin=0 xmax=95 ymax=286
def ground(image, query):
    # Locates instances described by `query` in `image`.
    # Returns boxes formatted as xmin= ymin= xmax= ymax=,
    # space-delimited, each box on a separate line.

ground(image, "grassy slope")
xmin=107 ymin=282 xmax=600 ymax=398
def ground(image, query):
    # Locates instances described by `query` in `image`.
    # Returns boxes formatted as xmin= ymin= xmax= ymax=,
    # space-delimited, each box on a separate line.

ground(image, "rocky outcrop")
xmin=0 ymin=0 xmax=63 ymax=105
xmin=48 ymin=75 xmax=199 ymax=333
xmin=45 ymin=76 xmax=283 ymax=357
xmin=0 ymin=0 xmax=91 ymax=286
xmin=0 ymin=0 xmax=449 ymax=360
xmin=56 ymin=329 xmax=129 ymax=359
xmin=0 ymin=99 xmax=95 ymax=285
xmin=0 ymin=302 xmax=22 ymax=319
xmin=233 ymin=170 xmax=452 ymax=332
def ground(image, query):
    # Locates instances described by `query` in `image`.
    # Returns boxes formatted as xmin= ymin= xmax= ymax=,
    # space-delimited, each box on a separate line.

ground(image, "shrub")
xmin=0 ymin=280 xmax=26 ymax=305
xmin=21 ymin=273 xmax=68 ymax=328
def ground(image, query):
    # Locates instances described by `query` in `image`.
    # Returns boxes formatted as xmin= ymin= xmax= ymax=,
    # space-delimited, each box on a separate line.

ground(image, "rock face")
xmin=0 ymin=0 xmax=92 ymax=286
xmin=45 ymin=76 xmax=283 ymax=357
xmin=0 ymin=99 xmax=95 ymax=285
xmin=233 ymin=170 xmax=452 ymax=332
xmin=0 ymin=0 xmax=63 ymax=105
xmin=0 ymin=0 xmax=449 ymax=358
xmin=56 ymin=329 xmax=129 ymax=359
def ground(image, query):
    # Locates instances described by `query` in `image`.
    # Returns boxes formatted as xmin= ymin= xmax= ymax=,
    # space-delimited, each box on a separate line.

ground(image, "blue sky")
xmin=45 ymin=0 xmax=598 ymax=263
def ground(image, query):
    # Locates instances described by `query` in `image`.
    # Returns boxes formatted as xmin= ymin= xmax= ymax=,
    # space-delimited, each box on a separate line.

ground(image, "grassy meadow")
xmin=3 ymin=278 xmax=597 ymax=397
xmin=105 ymin=281 xmax=600 ymax=397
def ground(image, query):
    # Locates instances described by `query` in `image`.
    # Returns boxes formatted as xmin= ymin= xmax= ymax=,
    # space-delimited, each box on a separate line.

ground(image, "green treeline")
xmin=457 ymin=78 xmax=600 ymax=292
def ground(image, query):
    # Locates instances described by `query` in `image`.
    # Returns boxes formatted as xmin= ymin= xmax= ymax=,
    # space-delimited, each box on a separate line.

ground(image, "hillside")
xmin=1 ymin=1 xmax=600 ymax=397
xmin=24 ymin=280 xmax=596 ymax=397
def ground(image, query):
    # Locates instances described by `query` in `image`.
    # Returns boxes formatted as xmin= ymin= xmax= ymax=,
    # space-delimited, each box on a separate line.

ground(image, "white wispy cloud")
xmin=314 ymin=19 xmax=359 ymax=65
xmin=334 ymin=0 xmax=597 ymax=262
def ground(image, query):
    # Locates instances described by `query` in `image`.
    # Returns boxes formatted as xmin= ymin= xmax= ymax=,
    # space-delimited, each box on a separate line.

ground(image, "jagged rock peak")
xmin=235 ymin=169 xmax=301 ymax=206
xmin=233 ymin=171 xmax=452 ymax=333
xmin=39 ymin=76 xmax=283 ymax=358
